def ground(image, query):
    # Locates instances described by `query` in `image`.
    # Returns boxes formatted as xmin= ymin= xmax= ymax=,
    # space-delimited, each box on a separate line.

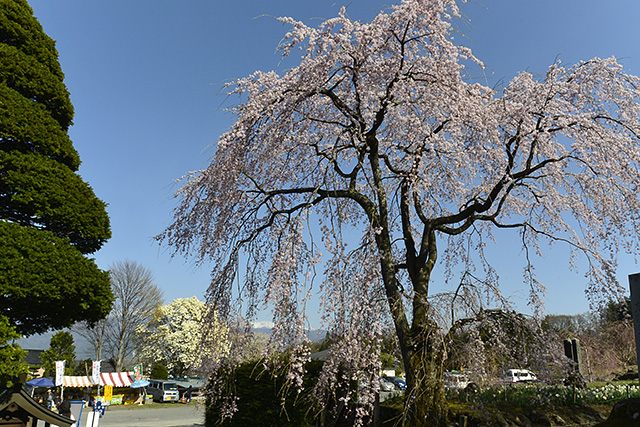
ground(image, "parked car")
xmin=503 ymin=369 xmax=538 ymax=383
xmin=383 ymin=376 xmax=406 ymax=390
xmin=379 ymin=377 xmax=396 ymax=392
xmin=444 ymin=371 xmax=470 ymax=389
xmin=147 ymin=379 xmax=180 ymax=402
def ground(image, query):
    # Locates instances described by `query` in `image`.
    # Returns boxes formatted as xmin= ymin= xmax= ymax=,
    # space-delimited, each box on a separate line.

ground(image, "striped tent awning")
xmin=99 ymin=372 xmax=134 ymax=387
xmin=62 ymin=376 xmax=93 ymax=388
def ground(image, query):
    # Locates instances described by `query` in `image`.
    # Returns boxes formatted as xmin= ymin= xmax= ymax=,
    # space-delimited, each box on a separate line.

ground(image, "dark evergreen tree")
xmin=0 ymin=0 xmax=113 ymax=335
xmin=600 ymin=297 xmax=632 ymax=325
xmin=150 ymin=363 xmax=168 ymax=380
xmin=0 ymin=315 xmax=27 ymax=384
xmin=40 ymin=331 xmax=75 ymax=376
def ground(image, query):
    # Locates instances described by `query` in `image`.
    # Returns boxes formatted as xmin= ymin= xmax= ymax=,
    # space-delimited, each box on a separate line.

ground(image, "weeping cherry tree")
xmin=161 ymin=0 xmax=640 ymax=425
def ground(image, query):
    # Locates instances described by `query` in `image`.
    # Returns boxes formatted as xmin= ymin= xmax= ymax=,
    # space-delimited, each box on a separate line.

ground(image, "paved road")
xmin=79 ymin=403 xmax=205 ymax=427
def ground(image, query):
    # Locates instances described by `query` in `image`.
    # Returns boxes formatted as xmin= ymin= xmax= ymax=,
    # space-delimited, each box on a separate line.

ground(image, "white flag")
xmin=92 ymin=360 xmax=101 ymax=384
xmin=55 ymin=361 xmax=65 ymax=386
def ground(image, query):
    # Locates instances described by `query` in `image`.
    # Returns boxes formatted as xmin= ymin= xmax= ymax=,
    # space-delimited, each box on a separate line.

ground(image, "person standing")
xmin=185 ymin=386 xmax=192 ymax=404
xmin=57 ymin=396 xmax=71 ymax=418
xmin=83 ymin=387 xmax=91 ymax=406
xmin=46 ymin=390 xmax=54 ymax=410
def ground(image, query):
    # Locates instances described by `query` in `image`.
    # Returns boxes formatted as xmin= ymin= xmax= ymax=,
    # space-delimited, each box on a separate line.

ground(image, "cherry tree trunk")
xmin=400 ymin=323 xmax=448 ymax=426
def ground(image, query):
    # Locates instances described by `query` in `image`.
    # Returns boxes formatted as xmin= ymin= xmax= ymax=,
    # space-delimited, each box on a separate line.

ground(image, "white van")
xmin=147 ymin=380 xmax=180 ymax=402
xmin=503 ymin=369 xmax=537 ymax=383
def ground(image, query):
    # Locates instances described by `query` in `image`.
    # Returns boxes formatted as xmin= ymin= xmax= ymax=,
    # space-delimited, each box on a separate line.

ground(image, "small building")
xmin=23 ymin=350 xmax=44 ymax=367
xmin=0 ymin=380 xmax=73 ymax=427
xmin=309 ymin=349 xmax=329 ymax=361
xmin=171 ymin=377 xmax=205 ymax=393
xmin=22 ymin=350 xmax=45 ymax=378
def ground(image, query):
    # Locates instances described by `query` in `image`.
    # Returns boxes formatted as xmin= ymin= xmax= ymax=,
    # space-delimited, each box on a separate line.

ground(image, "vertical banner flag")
xmin=55 ymin=361 xmax=65 ymax=386
xmin=133 ymin=364 xmax=143 ymax=380
xmin=92 ymin=360 xmax=101 ymax=384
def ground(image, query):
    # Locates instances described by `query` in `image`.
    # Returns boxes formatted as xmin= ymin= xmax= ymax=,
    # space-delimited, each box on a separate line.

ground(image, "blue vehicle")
xmin=383 ymin=376 xmax=406 ymax=390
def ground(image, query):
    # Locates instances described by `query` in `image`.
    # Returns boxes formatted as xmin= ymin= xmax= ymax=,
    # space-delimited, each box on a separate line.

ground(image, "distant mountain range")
xmin=17 ymin=325 xmax=327 ymax=360
xmin=17 ymin=330 xmax=95 ymax=359
xmin=251 ymin=325 xmax=326 ymax=343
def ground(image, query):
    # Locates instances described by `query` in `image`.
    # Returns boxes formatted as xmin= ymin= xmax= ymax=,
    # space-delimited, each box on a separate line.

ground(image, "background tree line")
xmin=30 ymin=261 xmax=230 ymax=379
xmin=542 ymin=298 xmax=636 ymax=381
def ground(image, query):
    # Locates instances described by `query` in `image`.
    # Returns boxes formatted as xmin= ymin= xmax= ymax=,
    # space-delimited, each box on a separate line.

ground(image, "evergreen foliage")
xmin=73 ymin=358 xmax=92 ymax=376
xmin=600 ymin=298 xmax=631 ymax=325
xmin=150 ymin=363 xmax=169 ymax=380
xmin=0 ymin=0 xmax=113 ymax=335
xmin=40 ymin=331 xmax=75 ymax=376
xmin=205 ymin=360 xmax=324 ymax=427
xmin=0 ymin=314 xmax=27 ymax=385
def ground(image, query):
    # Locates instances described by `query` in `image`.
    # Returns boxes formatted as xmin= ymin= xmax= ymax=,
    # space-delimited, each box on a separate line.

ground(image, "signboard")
xmin=104 ymin=385 xmax=113 ymax=403
xmin=55 ymin=361 xmax=65 ymax=386
xmin=133 ymin=364 xmax=143 ymax=380
xmin=92 ymin=360 xmax=101 ymax=384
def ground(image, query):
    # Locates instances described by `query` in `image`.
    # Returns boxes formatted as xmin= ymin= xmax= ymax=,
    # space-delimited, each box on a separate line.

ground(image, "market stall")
xmin=59 ymin=372 xmax=139 ymax=406
xmin=99 ymin=372 xmax=134 ymax=387
xmin=62 ymin=375 xmax=93 ymax=388
xmin=96 ymin=372 xmax=138 ymax=405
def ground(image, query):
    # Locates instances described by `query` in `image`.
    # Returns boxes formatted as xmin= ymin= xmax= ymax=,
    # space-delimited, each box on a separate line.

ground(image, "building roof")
xmin=171 ymin=378 xmax=206 ymax=390
xmin=310 ymin=349 xmax=329 ymax=361
xmin=0 ymin=383 xmax=74 ymax=427
xmin=23 ymin=349 xmax=44 ymax=366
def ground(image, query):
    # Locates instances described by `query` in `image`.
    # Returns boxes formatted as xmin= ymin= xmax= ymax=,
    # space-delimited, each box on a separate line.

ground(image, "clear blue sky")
xmin=26 ymin=0 xmax=640 ymax=324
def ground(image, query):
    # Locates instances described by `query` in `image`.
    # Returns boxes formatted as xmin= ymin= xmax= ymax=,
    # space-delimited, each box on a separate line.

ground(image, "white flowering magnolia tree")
xmin=136 ymin=297 xmax=229 ymax=378
xmin=161 ymin=0 xmax=640 ymax=424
